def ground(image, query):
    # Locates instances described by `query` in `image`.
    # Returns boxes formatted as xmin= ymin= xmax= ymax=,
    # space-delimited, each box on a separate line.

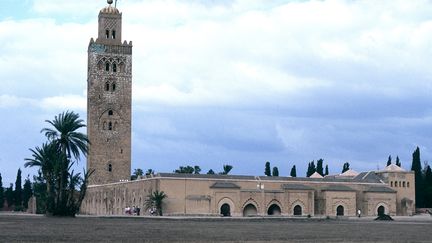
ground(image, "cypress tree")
xmin=386 ymin=155 xmax=392 ymax=166
xmin=22 ymin=176 xmax=33 ymax=209
xmin=272 ymin=167 xmax=279 ymax=177
xmin=265 ymin=162 xmax=271 ymax=176
xmin=424 ymin=165 xmax=432 ymax=208
xmin=324 ymin=165 xmax=329 ymax=176
xmin=5 ymin=184 xmax=14 ymax=207
xmin=396 ymin=156 xmax=401 ymax=167
xmin=290 ymin=165 xmax=297 ymax=177
xmin=411 ymin=147 xmax=423 ymax=207
xmin=14 ymin=168 xmax=22 ymax=209
xmin=0 ymin=173 xmax=4 ymax=209
xmin=341 ymin=162 xmax=350 ymax=173
xmin=316 ymin=159 xmax=324 ymax=176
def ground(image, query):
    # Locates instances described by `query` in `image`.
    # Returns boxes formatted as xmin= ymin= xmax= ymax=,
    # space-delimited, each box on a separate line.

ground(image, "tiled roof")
xmin=365 ymin=186 xmax=395 ymax=193
xmin=281 ymin=184 xmax=314 ymax=190
xmin=322 ymin=185 xmax=355 ymax=192
xmin=210 ymin=182 xmax=240 ymax=189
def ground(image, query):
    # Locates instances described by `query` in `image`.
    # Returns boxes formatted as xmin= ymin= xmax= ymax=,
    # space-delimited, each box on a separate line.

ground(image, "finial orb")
xmin=107 ymin=0 xmax=113 ymax=4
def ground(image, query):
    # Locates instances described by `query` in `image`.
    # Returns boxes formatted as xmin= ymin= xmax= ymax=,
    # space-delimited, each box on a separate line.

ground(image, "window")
xmin=105 ymin=82 xmax=110 ymax=91
xmin=105 ymin=29 xmax=110 ymax=39
xmin=395 ymin=181 xmax=398 ymax=187
xmin=108 ymin=110 xmax=113 ymax=116
xmin=120 ymin=149 xmax=123 ymax=154
xmin=403 ymin=181 xmax=406 ymax=187
xmin=108 ymin=122 xmax=112 ymax=130
xmin=108 ymin=164 xmax=112 ymax=172
xmin=399 ymin=181 xmax=401 ymax=187
xmin=112 ymin=30 xmax=116 ymax=39
xmin=112 ymin=82 xmax=116 ymax=91
xmin=113 ymin=63 xmax=117 ymax=72
xmin=390 ymin=181 xmax=393 ymax=187
xmin=105 ymin=62 xmax=110 ymax=71
xmin=407 ymin=182 xmax=410 ymax=188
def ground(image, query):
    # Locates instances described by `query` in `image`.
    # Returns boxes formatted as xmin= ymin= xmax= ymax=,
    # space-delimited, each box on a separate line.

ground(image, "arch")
xmin=105 ymin=62 xmax=110 ymax=71
xmin=407 ymin=182 xmax=410 ymax=188
xmin=336 ymin=205 xmax=344 ymax=216
xmin=390 ymin=181 xmax=393 ymax=187
xmin=403 ymin=181 xmax=406 ymax=187
xmin=119 ymin=62 xmax=125 ymax=72
xmin=112 ymin=82 xmax=116 ymax=91
xmin=108 ymin=110 xmax=113 ymax=116
xmin=375 ymin=202 xmax=389 ymax=216
xmin=293 ymin=205 xmax=302 ymax=216
xmin=113 ymin=63 xmax=117 ymax=72
xmin=108 ymin=164 xmax=112 ymax=172
xmin=267 ymin=204 xmax=281 ymax=216
xmin=220 ymin=203 xmax=231 ymax=217
xmin=105 ymin=29 xmax=110 ymax=39
xmin=108 ymin=122 xmax=113 ymax=130
xmin=105 ymin=82 xmax=110 ymax=91
xmin=97 ymin=61 xmax=103 ymax=70
xmin=217 ymin=197 xmax=235 ymax=216
xmin=290 ymin=199 xmax=306 ymax=216
xmin=243 ymin=204 xmax=258 ymax=217
xmin=112 ymin=30 xmax=116 ymax=39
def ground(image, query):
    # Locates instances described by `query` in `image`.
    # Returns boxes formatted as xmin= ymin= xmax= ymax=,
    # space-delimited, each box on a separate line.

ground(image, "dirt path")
xmin=0 ymin=215 xmax=431 ymax=242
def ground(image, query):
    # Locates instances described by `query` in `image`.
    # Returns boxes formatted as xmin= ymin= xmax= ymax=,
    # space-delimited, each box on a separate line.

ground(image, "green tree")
xmin=22 ymin=176 xmax=33 ymax=209
xmin=316 ymin=159 xmax=324 ymax=176
xmin=307 ymin=161 xmax=316 ymax=177
xmin=145 ymin=169 xmax=155 ymax=176
xmin=387 ymin=155 xmax=392 ymax=166
xmin=5 ymin=184 xmax=14 ymax=207
xmin=131 ymin=168 xmax=144 ymax=180
xmin=341 ymin=162 xmax=350 ymax=173
xmin=220 ymin=165 xmax=233 ymax=175
xmin=265 ymin=162 xmax=271 ymax=176
xmin=272 ymin=167 xmax=279 ymax=177
xmin=32 ymin=170 xmax=47 ymax=214
xmin=193 ymin=166 xmax=201 ymax=174
xmin=424 ymin=165 xmax=432 ymax=208
xmin=0 ymin=173 xmax=4 ymax=209
xmin=14 ymin=168 xmax=23 ymax=210
xmin=144 ymin=190 xmax=167 ymax=216
xmin=324 ymin=165 xmax=329 ymax=176
xmin=411 ymin=147 xmax=423 ymax=207
xmin=396 ymin=156 xmax=401 ymax=167
xmin=290 ymin=165 xmax=297 ymax=177
xmin=207 ymin=169 xmax=215 ymax=175
xmin=25 ymin=111 xmax=91 ymax=216
xmin=174 ymin=166 xmax=195 ymax=174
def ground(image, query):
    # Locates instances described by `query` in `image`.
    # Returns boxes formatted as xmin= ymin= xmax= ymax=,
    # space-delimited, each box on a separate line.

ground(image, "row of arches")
xmin=219 ymin=202 xmax=303 ymax=217
xmin=97 ymin=60 xmax=125 ymax=73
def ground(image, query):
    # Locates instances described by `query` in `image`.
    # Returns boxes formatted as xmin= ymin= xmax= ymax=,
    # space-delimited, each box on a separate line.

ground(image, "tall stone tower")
xmin=87 ymin=0 xmax=132 ymax=185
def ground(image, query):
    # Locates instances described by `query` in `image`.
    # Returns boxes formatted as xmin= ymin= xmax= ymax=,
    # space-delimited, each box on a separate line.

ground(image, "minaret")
xmin=87 ymin=0 xmax=132 ymax=185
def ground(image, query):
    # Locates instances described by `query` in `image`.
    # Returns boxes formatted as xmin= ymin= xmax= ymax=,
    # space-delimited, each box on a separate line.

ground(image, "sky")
xmin=1 ymin=0 xmax=432 ymax=185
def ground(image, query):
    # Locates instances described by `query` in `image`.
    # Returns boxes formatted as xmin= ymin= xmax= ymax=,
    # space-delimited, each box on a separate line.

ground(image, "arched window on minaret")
xmin=119 ymin=62 xmax=125 ymax=73
xmin=112 ymin=82 xmax=116 ymax=91
xmin=105 ymin=29 xmax=110 ymax=39
xmin=108 ymin=122 xmax=113 ymax=130
xmin=112 ymin=30 xmax=116 ymax=39
xmin=105 ymin=62 xmax=110 ymax=71
xmin=108 ymin=110 xmax=113 ymax=116
xmin=105 ymin=82 xmax=110 ymax=91
xmin=113 ymin=63 xmax=117 ymax=72
xmin=108 ymin=164 xmax=112 ymax=172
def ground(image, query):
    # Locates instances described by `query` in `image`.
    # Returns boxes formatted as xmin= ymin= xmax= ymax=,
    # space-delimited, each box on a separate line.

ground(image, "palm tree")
xmin=41 ymin=111 xmax=89 ymax=213
xmin=220 ymin=164 xmax=233 ymax=175
xmin=144 ymin=190 xmax=167 ymax=216
xmin=25 ymin=142 xmax=63 ymax=213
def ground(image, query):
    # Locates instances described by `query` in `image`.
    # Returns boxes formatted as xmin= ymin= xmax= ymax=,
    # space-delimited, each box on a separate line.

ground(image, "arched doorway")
xmin=243 ymin=204 xmax=258 ymax=217
xmin=293 ymin=205 xmax=302 ymax=216
xmin=336 ymin=205 xmax=344 ymax=216
xmin=377 ymin=205 xmax=385 ymax=216
xmin=267 ymin=204 xmax=281 ymax=216
xmin=221 ymin=203 xmax=231 ymax=217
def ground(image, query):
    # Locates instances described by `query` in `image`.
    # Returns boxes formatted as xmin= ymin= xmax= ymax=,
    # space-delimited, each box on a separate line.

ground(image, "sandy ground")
xmin=0 ymin=214 xmax=431 ymax=242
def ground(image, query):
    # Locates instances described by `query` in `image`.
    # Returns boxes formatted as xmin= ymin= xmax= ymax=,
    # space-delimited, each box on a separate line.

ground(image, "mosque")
xmin=80 ymin=1 xmax=415 ymax=217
